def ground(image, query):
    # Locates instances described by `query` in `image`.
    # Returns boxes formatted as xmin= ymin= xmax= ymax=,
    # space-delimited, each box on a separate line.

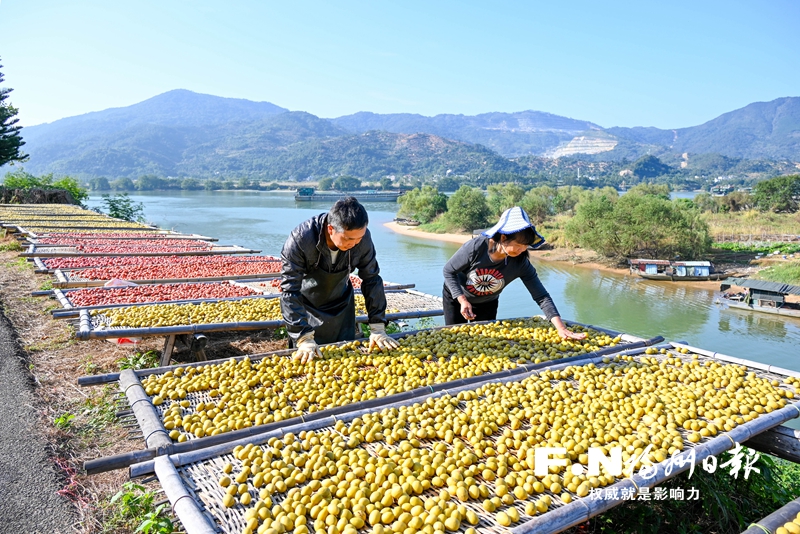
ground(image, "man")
xmin=280 ymin=197 xmax=400 ymax=362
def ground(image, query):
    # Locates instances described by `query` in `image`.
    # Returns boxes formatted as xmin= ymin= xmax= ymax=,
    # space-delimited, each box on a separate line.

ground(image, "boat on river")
xmin=629 ymin=259 xmax=728 ymax=281
xmin=717 ymin=278 xmax=800 ymax=318
xmin=295 ymin=188 xmax=404 ymax=202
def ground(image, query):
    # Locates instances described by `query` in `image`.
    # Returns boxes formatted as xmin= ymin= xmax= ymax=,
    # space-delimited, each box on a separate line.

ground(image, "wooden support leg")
xmin=161 ymin=335 xmax=177 ymax=367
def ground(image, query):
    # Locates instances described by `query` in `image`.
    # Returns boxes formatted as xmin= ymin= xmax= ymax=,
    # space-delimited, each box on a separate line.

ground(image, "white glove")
xmin=293 ymin=332 xmax=322 ymax=363
xmin=368 ymin=323 xmax=400 ymax=351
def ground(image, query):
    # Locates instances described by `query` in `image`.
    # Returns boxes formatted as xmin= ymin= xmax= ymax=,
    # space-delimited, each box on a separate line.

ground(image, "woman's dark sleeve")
xmin=519 ymin=261 xmax=560 ymax=320
xmin=442 ymin=241 xmax=476 ymax=300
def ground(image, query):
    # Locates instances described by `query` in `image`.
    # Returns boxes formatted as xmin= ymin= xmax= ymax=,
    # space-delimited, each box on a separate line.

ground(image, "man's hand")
xmin=293 ymin=332 xmax=322 ymax=363
xmin=368 ymin=323 xmax=400 ymax=352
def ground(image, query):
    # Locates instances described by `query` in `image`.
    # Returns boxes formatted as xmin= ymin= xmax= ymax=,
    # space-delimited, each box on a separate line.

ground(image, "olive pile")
xmin=204 ymin=351 xmax=796 ymax=534
xmin=777 ymin=514 xmax=800 ymax=534
xmin=144 ymin=319 xmax=618 ymax=441
xmin=92 ymin=295 xmax=387 ymax=328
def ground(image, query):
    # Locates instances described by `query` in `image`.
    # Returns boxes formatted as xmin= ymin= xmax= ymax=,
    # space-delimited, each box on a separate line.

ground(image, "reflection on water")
xmin=86 ymin=191 xmax=800 ymax=374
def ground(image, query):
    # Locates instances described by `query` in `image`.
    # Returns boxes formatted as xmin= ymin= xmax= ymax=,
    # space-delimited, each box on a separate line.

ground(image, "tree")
xmin=565 ymin=193 xmax=711 ymax=260
xmin=752 ymin=174 xmax=800 ymax=213
xmin=111 ymin=177 xmax=135 ymax=191
xmin=379 ymin=177 xmax=392 ymax=190
xmin=3 ymin=169 xmax=87 ymax=205
xmin=181 ymin=178 xmax=202 ymax=190
xmin=90 ymin=177 xmax=111 ymax=191
xmin=626 ymin=183 xmax=671 ymax=200
xmin=0 ymin=58 xmax=26 ymax=167
xmin=333 ymin=176 xmax=361 ymax=191
xmin=631 ymin=155 xmax=672 ymax=179
xmin=443 ymin=186 xmax=490 ymax=232
xmin=136 ymin=175 xmax=167 ymax=191
xmin=437 ymin=176 xmax=460 ymax=192
xmin=101 ymin=193 xmax=145 ymax=222
xmin=52 ymin=176 xmax=89 ymax=204
xmin=397 ymin=185 xmax=448 ymax=223
xmin=318 ymin=177 xmax=334 ymax=191
xmin=486 ymin=183 xmax=525 ymax=217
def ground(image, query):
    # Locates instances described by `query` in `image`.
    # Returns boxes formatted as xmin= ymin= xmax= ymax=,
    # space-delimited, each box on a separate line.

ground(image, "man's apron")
xmin=299 ymin=253 xmax=357 ymax=345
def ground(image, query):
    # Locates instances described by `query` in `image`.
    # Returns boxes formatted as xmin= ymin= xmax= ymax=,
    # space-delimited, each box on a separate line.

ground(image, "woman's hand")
xmin=558 ymin=327 xmax=588 ymax=340
xmin=551 ymin=316 xmax=587 ymax=340
xmin=458 ymin=295 xmax=476 ymax=321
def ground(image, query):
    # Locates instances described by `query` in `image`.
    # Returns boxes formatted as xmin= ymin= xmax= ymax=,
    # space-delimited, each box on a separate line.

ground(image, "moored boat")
xmin=629 ymin=259 xmax=728 ymax=281
xmin=295 ymin=188 xmax=404 ymax=202
xmin=717 ymin=278 xmax=800 ymax=318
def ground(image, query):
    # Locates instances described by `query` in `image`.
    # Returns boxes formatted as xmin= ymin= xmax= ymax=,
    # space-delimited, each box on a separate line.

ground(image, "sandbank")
xmin=383 ymin=221 xmax=473 ymax=245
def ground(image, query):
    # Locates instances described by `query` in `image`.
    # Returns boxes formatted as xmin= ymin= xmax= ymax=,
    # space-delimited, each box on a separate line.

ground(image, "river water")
xmin=86 ymin=191 xmax=799 ymax=374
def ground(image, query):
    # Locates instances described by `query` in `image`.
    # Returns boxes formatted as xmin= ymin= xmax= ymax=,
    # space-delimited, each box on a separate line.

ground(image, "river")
xmin=86 ymin=191 xmax=799 ymax=374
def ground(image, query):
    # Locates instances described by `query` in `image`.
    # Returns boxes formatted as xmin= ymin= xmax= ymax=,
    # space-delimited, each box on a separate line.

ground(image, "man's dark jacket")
xmin=280 ymin=213 xmax=387 ymax=344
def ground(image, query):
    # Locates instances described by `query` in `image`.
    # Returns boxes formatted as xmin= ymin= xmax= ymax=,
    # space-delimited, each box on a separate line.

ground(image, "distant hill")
xmin=608 ymin=97 xmax=800 ymax=160
xmin=35 ymin=110 xmax=348 ymax=177
xmin=13 ymin=89 xmax=800 ymax=179
xmin=24 ymin=98 xmax=514 ymax=179
xmin=22 ymin=90 xmax=289 ymax=173
xmin=332 ymin=110 xmax=601 ymax=157
xmin=233 ymin=130 xmax=522 ymax=179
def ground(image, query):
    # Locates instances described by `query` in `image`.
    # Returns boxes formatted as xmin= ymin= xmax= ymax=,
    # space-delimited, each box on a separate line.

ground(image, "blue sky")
xmin=1 ymin=0 xmax=798 ymax=129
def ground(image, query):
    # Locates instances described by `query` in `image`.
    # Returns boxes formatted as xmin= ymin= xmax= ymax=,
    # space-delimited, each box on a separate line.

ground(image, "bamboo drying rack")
xmin=74 ymin=288 xmax=444 ymax=340
xmin=79 ymin=318 xmax=658 ymax=475
xmin=138 ymin=341 xmax=800 ymax=534
xmin=52 ymin=270 xmax=282 ymax=289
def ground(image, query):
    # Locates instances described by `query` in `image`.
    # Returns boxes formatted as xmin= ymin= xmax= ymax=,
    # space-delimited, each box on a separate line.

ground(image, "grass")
xmin=0 ymin=239 xmax=23 ymax=252
xmin=703 ymin=210 xmax=800 ymax=240
xmin=117 ymin=350 xmax=159 ymax=370
xmin=4 ymin=257 xmax=33 ymax=271
xmin=418 ymin=218 xmax=459 ymax=234
xmin=754 ymin=261 xmax=800 ymax=285
xmin=574 ymin=450 xmax=800 ymax=534
xmin=101 ymin=482 xmax=174 ymax=534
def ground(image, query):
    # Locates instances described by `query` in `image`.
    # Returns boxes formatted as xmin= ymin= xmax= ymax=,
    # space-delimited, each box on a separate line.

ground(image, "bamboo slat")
xmin=53 ymin=271 xmax=281 ymax=289
xmin=22 ymin=244 xmax=260 ymax=257
xmin=741 ymin=494 xmax=800 ymax=534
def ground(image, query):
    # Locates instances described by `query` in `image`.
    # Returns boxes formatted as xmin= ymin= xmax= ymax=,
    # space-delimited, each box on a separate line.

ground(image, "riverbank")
xmin=383 ymin=221 xmax=473 ymax=245
xmin=384 ymin=221 xmax=748 ymax=292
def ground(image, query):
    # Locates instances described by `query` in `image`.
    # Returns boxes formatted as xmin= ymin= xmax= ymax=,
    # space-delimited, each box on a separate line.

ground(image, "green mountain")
xmin=25 ymin=100 xmax=516 ymax=179
xmin=608 ymin=97 xmax=800 ymax=160
xmin=14 ymin=90 xmax=800 ymax=180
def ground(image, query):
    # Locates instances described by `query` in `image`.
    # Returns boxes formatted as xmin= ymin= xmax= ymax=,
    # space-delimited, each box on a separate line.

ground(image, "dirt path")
xmin=0 ymin=305 xmax=75 ymax=533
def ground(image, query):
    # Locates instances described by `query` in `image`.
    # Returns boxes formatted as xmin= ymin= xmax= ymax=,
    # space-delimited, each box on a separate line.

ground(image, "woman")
xmin=442 ymin=206 xmax=586 ymax=340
